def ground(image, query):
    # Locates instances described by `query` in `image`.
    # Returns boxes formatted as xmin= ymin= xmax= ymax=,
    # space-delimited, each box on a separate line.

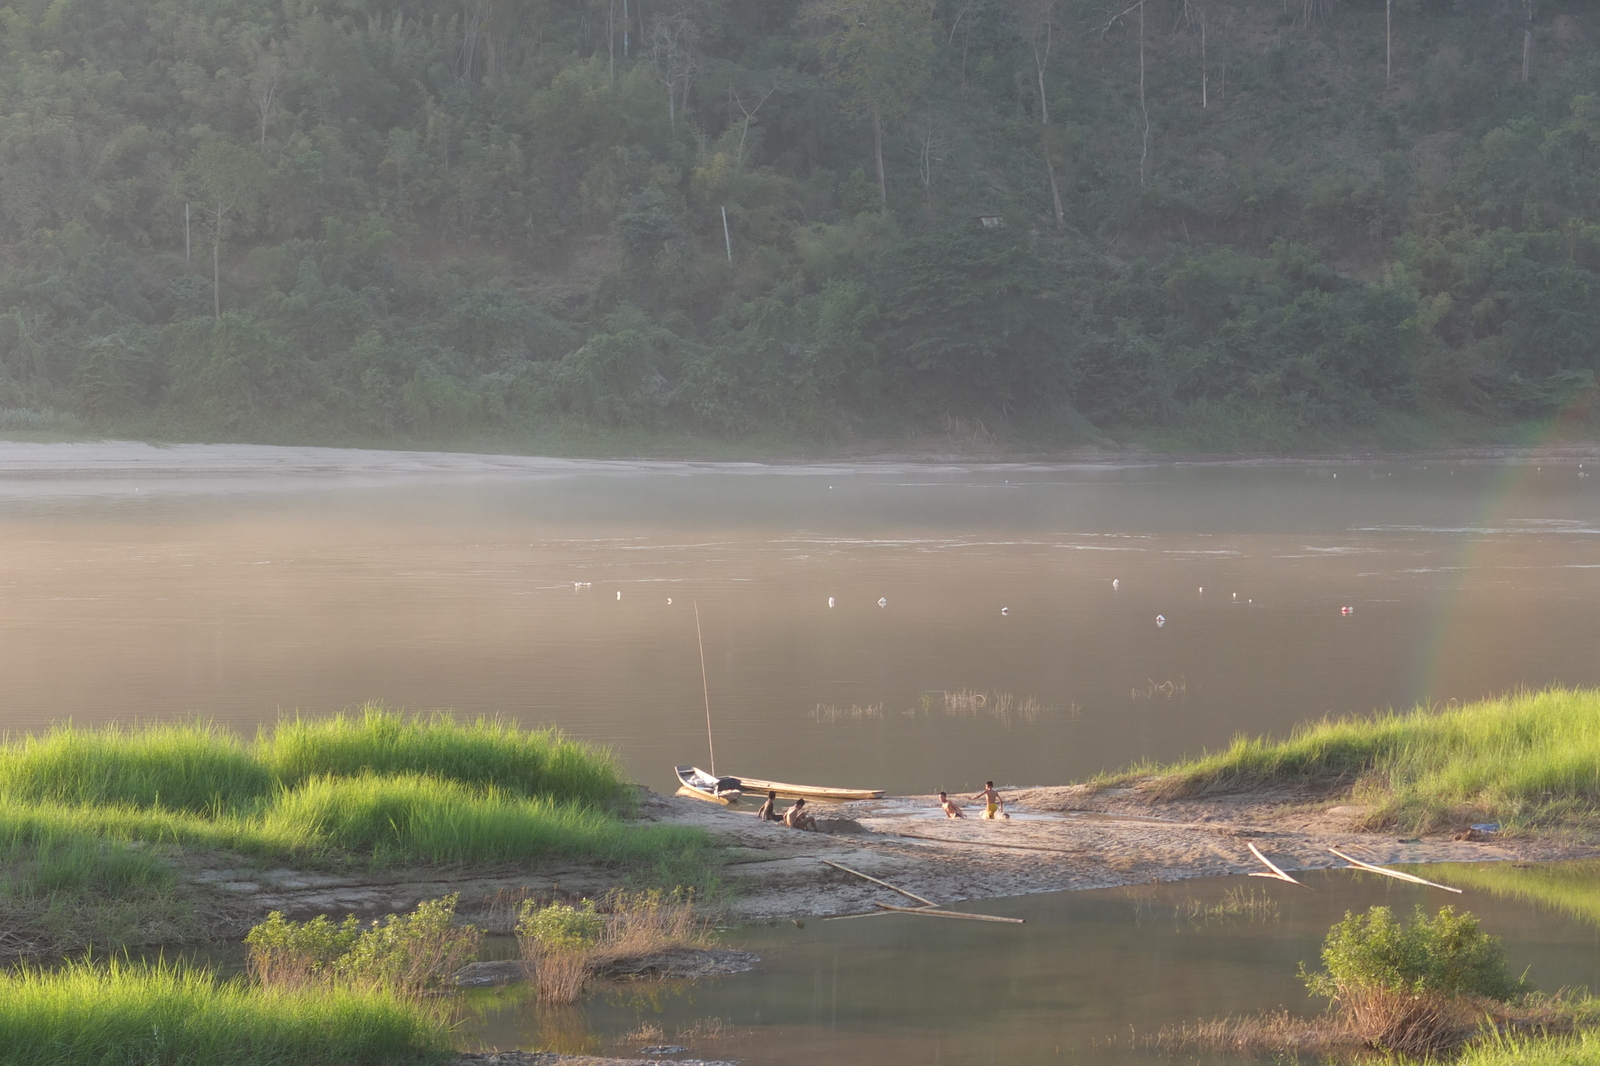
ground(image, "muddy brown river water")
xmin=5 ymin=443 xmax=1600 ymax=1063
xmin=2 ymin=446 xmax=1598 ymax=798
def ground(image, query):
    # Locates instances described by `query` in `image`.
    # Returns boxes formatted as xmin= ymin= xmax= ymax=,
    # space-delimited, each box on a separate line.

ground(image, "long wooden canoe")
xmin=727 ymin=775 xmax=884 ymax=801
xmin=674 ymin=765 xmax=743 ymax=806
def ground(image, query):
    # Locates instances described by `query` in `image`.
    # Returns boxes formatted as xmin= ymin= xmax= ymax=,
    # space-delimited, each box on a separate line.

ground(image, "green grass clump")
xmin=258 ymin=772 xmax=701 ymax=866
xmin=1456 ymin=1030 xmax=1600 ymax=1066
xmin=260 ymin=705 xmax=626 ymax=807
xmin=0 ymin=959 xmax=451 ymax=1066
xmin=1106 ymin=686 xmax=1600 ymax=832
xmin=0 ymin=722 xmax=274 ymax=814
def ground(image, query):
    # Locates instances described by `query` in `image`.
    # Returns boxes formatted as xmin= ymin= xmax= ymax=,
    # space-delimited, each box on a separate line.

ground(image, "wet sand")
xmin=639 ymin=783 xmax=1594 ymax=921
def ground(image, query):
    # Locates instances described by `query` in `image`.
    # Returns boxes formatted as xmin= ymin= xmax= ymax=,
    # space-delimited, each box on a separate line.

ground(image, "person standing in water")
xmin=755 ymin=790 xmax=780 ymax=822
xmin=938 ymin=791 xmax=965 ymax=818
xmin=972 ymin=781 xmax=1004 ymax=819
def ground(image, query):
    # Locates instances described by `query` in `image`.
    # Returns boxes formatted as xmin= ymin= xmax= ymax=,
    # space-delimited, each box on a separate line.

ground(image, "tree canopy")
xmin=0 ymin=0 xmax=1597 ymax=447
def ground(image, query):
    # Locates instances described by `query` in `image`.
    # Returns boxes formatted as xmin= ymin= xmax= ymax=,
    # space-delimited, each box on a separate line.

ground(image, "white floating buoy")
xmin=574 ymin=581 xmax=591 ymax=589
xmin=1198 ymin=587 xmax=1203 ymax=594
xmin=878 ymin=597 xmax=888 ymax=608
xmin=1232 ymin=592 xmax=1237 ymax=600
xmin=1112 ymin=578 xmax=1119 ymax=590
xmin=1001 ymin=607 xmax=1010 ymax=615
xmin=828 ymin=597 xmax=836 ymax=608
xmin=616 ymin=590 xmax=622 ymax=600
xmin=666 ymin=597 xmax=672 ymax=605
xmin=1155 ymin=614 xmax=1166 ymax=627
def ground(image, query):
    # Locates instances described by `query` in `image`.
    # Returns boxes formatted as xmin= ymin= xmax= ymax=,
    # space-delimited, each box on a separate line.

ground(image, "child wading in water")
xmin=972 ymin=781 xmax=1007 ymax=819
xmin=938 ymin=791 xmax=965 ymax=818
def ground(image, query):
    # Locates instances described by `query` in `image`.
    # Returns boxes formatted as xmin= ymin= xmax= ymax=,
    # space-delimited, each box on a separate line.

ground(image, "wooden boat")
xmin=726 ymin=775 xmax=884 ymax=802
xmin=674 ymin=765 xmax=743 ymax=805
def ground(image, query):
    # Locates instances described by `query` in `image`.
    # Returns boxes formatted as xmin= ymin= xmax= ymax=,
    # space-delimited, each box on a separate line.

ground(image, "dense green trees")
xmin=0 ymin=0 xmax=1596 ymax=446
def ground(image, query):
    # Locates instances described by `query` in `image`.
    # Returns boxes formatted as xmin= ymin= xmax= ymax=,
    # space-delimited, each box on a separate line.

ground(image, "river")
xmin=2 ymin=446 xmax=1597 ymax=798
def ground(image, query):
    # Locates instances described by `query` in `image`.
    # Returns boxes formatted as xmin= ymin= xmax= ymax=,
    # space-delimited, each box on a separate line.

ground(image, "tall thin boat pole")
xmin=694 ymin=601 xmax=715 ymax=775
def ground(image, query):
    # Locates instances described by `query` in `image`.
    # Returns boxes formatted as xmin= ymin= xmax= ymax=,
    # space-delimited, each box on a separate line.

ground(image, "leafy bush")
xmin=517 ymin=900 xmax=603 ymax=951
xmin=515 ymin=891 xmax=708 ymax=1004
xmin=245 ymin=912 xmax=363 ymax=988
xmin=246 ymin=896 xmax=480 ymax=996
xmin=1302 ymin=905 xmax=1523 ymax=1052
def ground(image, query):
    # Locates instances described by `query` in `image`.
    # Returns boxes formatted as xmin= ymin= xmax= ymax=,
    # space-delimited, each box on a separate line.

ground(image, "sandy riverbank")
xmin=184 ymin=782 xmax=1596 ymax=940
xmin=638 ymin=783 xmax=1596 ymax=921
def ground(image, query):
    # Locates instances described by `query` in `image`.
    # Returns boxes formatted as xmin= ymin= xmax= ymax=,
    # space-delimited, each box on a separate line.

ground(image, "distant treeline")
xmin=0 ymin=0 xmax=1597 ymax=446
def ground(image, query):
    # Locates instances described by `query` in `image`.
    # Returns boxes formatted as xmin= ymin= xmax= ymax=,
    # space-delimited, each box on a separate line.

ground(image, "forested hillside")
xmin=1 ymin=0 xmax=1597 ymax=449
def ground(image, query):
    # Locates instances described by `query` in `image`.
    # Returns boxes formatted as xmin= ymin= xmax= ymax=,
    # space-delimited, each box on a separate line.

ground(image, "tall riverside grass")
xmin=0 ymin=960 xmax=451 ymax=1066
xmin=0 ymin=722 xmax=274 ymax=813
xmin=1106 ymin=687 xmax=1600 ymax=832
xmin=260 ymin=705 xmax=626 ymax=806
xmin=1457 ymin=1029 xmax=1600 ymax=1066
xmin=259 ymin=774 xmax=703 ymax=865
xmin=0 ymin=706 xmax=626 ymax=814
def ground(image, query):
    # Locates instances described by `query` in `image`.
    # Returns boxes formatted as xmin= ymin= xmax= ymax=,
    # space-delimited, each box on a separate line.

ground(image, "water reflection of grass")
xmin=812 ymin=689 xmax=1055 ymax=727
xmin=1105 ymin=686 xmax=1600 ymax=833
xmin=1177 ymin=886 xmax=1280 ymax=924
xmin=1442 ymin=862 xmax=1600 ymax=930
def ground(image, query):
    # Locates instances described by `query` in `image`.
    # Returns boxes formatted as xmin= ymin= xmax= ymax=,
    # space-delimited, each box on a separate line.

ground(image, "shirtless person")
xmin=782 ymin=797 xmax=816 ymax=830
xmin=972 ymin=781 xmax=1004 ymax=819
xmin=938 ymin=791 xmax=965 ymax=818
xmin=755 ymin=790 xmax=781 ymax=822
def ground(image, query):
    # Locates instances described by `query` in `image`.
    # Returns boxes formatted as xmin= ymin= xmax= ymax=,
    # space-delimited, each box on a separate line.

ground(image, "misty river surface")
xmin=2 ymin=454 xmax=1599 ymax=796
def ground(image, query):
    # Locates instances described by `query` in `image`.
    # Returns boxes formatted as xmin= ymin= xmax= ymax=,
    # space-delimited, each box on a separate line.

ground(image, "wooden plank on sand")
xmin=1328 ymin=847 xmax=1462 ymax=893
xmin=873 ymin=902 xmax=1025 ymax=924
xmin=1247 ymin=842 xmax=1311 ymax=888
xmin=817 ymin=858 xmax=940 ymax=908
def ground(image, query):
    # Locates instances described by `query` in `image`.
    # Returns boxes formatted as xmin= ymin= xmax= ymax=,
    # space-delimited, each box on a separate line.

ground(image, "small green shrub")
xmin=517 ymin=900 xmax=603 ymax=950
xmin=1302 ymin=905 xmax=1523 ymax=1053
xmin=334 ymin=895 xmax=481 ymax=993
xmin=1304 ymin=904 xmax=1522 ymax=1003
xmin=246 ymin=896 xmax=480 ymax=996
xmin=244 ymin=912 xmax=362 ymax=987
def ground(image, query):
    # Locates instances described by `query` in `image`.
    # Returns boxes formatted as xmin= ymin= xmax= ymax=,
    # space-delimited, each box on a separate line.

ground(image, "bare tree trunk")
xmin=1522 ymin=0 xmax=1533 ymax=82
xmin=873 ymin=106 xmax=887 ymax=204
xmin=212 ymin=203 xmax=223 ymax=322
xmin=1385 ymin=0 xmax=1392 ymax=88
xmin=608 ymin=0 xmax=615 ymax=82
xmin=1138 ymin=0 xmax=1149 ymax=188
xmin=1030 ymin=0 xmax=1064 ymax=223
xmin=1201 ymin=8 xmax=1208 ymax=108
